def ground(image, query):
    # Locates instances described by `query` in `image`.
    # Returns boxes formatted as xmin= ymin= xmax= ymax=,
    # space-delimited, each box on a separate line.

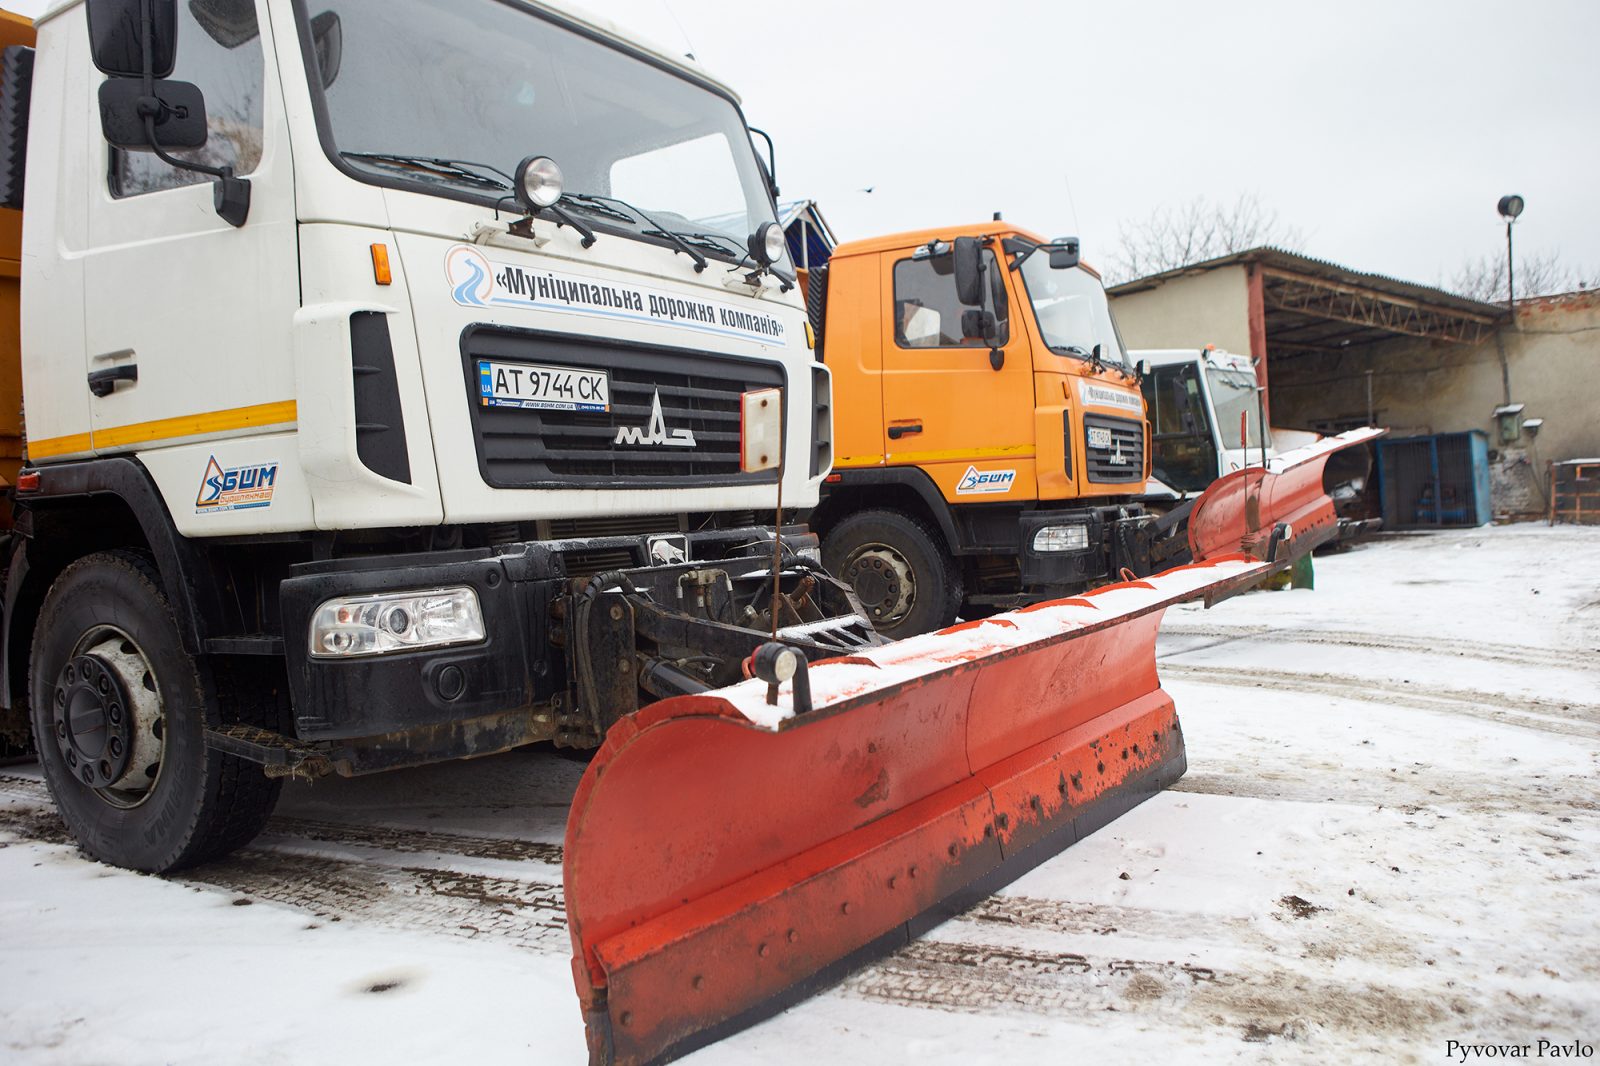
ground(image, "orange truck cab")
xmin=806 ymin=223 xmax=1159 ymax=636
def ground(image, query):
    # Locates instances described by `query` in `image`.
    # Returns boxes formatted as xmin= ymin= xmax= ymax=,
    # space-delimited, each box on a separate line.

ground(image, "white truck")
xmin=1137 ymin=346 xmax=1275 ymax=497
xmin=0 ymin=0 xmax=868 ymax=872
xmin=1136 ymin=346 xmax=1377 ymax=539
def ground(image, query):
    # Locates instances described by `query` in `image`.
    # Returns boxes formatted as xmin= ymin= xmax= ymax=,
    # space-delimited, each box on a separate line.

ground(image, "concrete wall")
xmin=1269 ymin=289 xmax=1600 ymax=517
xmin=1109 ymin=264 xmax=1253 ymax=355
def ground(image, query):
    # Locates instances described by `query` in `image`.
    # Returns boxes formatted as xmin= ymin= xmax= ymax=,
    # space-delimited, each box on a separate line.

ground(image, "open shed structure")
xmin=1108 ymin=247 xmax=1599 ymax=517
xmin=1107 ymin=247 xmax=1507 ymax=425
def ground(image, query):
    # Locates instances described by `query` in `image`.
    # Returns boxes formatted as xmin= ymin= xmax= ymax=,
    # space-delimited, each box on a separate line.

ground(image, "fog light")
xmin=1033 ymin=524 xmax=1090 ymax=553
xmin=310 ymin=587 xmax=485 ymax=658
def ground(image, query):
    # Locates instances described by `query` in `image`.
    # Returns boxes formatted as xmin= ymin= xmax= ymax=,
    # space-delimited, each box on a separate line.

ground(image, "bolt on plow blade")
xmin=563 ymin=555 xmax=1271 ymax=1065
xmin=1187 ymin=426 xmax=1386 ymax=565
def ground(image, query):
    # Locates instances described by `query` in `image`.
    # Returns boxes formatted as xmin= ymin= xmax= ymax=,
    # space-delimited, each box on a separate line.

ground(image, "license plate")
xmin=1087 ymin=426 xmax=1113 ymax=449
xmin=477 ymin=360 xmax=609 ymax=412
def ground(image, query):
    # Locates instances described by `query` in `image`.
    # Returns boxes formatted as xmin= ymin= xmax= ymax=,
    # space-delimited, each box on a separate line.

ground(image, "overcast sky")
xmin=11 ymin=0 xmax=1595 ymax=292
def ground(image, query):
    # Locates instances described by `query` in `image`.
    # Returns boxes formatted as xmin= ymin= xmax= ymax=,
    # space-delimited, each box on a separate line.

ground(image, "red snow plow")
xmin=561 ymin=426 xmax=1382 ymax=1065
xmin=563 ymin=555 xmax=1269 ymax=1064
xmin=1186 ymin=427 xmax=1387 ymax=563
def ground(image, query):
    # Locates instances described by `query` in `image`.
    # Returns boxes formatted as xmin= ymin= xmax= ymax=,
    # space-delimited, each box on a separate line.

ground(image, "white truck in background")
xmin=0 ymin=0 xmax=870 ymax=872
xmin=1137 ymin=346 xmax=1377 ymax=535
xmin=1137 ymin=346 xmax=1280 ymax=497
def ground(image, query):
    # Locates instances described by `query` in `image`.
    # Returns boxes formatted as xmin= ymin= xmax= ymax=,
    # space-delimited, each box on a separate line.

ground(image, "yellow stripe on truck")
xmin=27 ymin=400 xmax=298 ymax=459
xmin=887 ymin=443 xmax=1035 ymax=465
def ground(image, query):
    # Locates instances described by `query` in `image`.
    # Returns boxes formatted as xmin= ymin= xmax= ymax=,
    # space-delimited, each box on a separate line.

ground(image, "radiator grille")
xmin=1083 ymin=413 xmax=1145 ymax=484
xmin=463 ymin=327 xmax=785 ymax=489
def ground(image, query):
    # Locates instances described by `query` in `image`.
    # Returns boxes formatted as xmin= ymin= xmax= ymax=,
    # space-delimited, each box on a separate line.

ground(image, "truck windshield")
xmin=1206 ymin=366 xmax=1267 ymax=449
xmin=298 ymin=0 xmax=786 ymax=267
xmin=1017 ymin=257 xmax=1129 ymax=368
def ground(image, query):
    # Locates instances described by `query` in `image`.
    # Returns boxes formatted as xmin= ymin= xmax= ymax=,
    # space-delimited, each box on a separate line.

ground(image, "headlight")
xmin=1032 ymin=524 xmax=1091 ymax=553
xmin=514 ymin=155 xmax=563 ymax=210
xmin=750 ymin=220 xmax=785 ymax=266
xmin=310 ymin=587 xmax=486 ymax=658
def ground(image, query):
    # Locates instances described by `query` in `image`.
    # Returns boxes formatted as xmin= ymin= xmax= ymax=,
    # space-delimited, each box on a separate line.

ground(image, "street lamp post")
xmin=1497 ymin=194 xmax=1524 ymax=316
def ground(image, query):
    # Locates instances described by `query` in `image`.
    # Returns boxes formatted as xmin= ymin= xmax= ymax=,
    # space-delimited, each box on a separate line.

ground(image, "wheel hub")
xmin=49 ymin=634 xmax=164 ymax=800
xmin=53 ymin=654 xmax=134 ymax=790
xmin=843 ymin=545 xmax=916 ymax=625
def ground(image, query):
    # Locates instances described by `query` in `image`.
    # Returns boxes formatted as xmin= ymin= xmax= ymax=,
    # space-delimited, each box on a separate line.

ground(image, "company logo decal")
xmin=956 ymin=466 xmax=1016 ymax=495
xmin=1078 ymin=381 xmax=1144 ymax=414
xmin=444 ymin=244 xmax=787 ymax=345
xmin=614 ymin=389 xmax=696 ymax=448
xmin=196 ymin=455 xmax=277 ymax=513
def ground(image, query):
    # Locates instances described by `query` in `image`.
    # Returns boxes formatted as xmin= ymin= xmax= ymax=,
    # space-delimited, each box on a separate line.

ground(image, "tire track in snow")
xmin=841 ymin=935 xmax=1502 ymax=1041
xmin=841 ymin=938 xmax=1220 ymax=1017
xmin=174 ymin=850 xmax=570 ymax=952
xmin=960 ymin=893 xmax=1254 ymax=942
xmin=1159 ymin=624 xmax=1594 ymax=673
xmin=1 ymin=773 xmax=564 ymax=865
xmin=1160 ymin=663 xmax=1600 ymax=739
xmin=262 ymin=817 xmax=563 ymax=866
xmin=0 ymin=782 xmax=571 ymax=952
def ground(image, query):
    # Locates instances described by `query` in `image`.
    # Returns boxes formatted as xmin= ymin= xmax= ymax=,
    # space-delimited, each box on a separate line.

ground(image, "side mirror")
xmin=98 ymin=78 xmax=208 ymax=150
xmin=1047 ymin=237 xmax=1081 ymax=269
xmin=953 ymin=236 xmax=984 ymax=306
xmin=310 ymin=10 xmax=343 ymax=88
xmin=86 ymin=0 xmax=178 ymax=78
xmin=86 ymin=0 xmax=252 ymax=227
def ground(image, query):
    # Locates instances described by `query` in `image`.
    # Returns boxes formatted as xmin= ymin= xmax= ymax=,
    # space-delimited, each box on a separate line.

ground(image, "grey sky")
xmin=12 ymin=0 xmax=1594 ymax=293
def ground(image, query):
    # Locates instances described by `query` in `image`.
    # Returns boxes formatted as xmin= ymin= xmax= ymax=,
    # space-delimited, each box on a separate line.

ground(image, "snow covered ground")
xmin=3 ymin=524 xmax=1597 ymax=1064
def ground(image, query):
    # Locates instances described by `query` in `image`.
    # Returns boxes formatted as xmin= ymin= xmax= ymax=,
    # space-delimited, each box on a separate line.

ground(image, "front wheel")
xmin=28 ymin=551 xmax=281 ymax=872
xmin=823 ymin=510 xmax=963 ymax=639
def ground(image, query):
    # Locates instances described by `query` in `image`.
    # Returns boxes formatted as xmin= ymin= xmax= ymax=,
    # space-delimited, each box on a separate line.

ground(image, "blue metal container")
xmin=1375 ymin=430 xmax=1492 ymax=529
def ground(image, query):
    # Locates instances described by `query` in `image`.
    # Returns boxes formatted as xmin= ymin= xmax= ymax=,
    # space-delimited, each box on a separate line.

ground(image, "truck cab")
xmin=1137 ymin=347 xmax=1271 ymax=498
xmin=808 ymin=224 xmax=1154 ymax=635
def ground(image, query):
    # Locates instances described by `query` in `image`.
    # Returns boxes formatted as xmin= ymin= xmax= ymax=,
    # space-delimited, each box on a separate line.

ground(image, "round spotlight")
xmin=1497 ymin=194 xmax=1524 ymax=221
xmin=753 ymin=642 xmax=800 ymax=684
xmin=515 ymin=155 xmax=564 ymax=211
xmin=750 ymin=220 xmax=786 ymax=267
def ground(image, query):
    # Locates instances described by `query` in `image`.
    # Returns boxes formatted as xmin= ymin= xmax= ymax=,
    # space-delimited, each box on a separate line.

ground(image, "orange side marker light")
xmin=370 ymin=243 xmax=392 ymax=285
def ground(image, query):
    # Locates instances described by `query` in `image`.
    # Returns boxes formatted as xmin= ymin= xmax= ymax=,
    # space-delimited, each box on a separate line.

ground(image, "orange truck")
xmin=805 ymin=222 xmax=1164 ymax=635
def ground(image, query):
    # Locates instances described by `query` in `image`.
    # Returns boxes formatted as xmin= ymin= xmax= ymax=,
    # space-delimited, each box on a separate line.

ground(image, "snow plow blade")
xmin=564 ymin=555 xmax=1271 ymax=1065
xmin=1187 ymin=427 xmax=1386 ymax=564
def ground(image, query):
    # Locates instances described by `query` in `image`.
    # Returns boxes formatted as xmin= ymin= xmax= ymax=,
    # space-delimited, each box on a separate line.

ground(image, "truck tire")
xmin=823 ymin=509 xmax=963 ymax=639
xmin=27 ymin=551 xmax=281 ymax=872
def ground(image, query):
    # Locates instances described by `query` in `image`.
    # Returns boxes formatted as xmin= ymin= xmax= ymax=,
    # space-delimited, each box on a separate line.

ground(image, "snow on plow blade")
xmin=564 ymin=555 xmax=1271 ymax=1065
xmin=1187 ymin=427 xmax=1386 ymax=564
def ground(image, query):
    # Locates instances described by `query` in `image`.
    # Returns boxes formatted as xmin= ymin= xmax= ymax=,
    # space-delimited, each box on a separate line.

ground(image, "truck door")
xmin=1147 ymin=361 xmax=1218 ymax=494
xmin=80 ymin=1 xmax=298 ymax=461
xmin=879 ymin=244 xmax=1034 ymax=500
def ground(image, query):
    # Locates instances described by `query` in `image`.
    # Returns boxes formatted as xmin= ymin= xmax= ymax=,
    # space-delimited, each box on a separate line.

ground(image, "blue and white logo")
xmin=956 ymin=465 xmax=1016 ymax=495
xmin=445 ymin=244 xmax=494 ymax=307
xmin=196 ymin=455 xmax=278 ymax=513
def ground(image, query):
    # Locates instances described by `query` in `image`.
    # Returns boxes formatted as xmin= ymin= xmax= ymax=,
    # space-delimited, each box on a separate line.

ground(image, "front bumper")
xmin=1017 ymin=505 xmax=1151 ymax=589
xmin=278 ymin=526 xmax=817 ymax=751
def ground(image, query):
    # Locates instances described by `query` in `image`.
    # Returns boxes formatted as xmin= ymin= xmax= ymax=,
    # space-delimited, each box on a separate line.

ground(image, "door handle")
xmin=887 ymin=423 xmax=922 ymax=440
xmin=88 ymin=364 xmax=138 ymax=397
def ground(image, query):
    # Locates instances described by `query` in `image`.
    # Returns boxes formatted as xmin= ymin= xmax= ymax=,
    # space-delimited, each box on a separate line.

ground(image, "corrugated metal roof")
xmin=1106 ymin=246 xmax=1508 ymax=319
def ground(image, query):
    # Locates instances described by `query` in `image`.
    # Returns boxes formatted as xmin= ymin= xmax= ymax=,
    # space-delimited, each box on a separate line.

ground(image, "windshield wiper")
xmin=341 ymin=152 xmax=512 ymax=191
xmin=562 ymin=192 xmax=707 ymax=273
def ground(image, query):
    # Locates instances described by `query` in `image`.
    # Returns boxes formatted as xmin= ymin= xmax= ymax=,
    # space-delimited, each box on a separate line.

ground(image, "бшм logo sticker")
xmin=196 ymin=455 xmax=278 ymax=513
xmin=956 ymin=466 xmax=1016 ymax=495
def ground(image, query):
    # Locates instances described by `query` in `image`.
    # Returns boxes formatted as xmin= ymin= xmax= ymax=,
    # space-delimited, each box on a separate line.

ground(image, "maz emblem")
xmin=614 ymin=389 xmax=696 ymax=448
